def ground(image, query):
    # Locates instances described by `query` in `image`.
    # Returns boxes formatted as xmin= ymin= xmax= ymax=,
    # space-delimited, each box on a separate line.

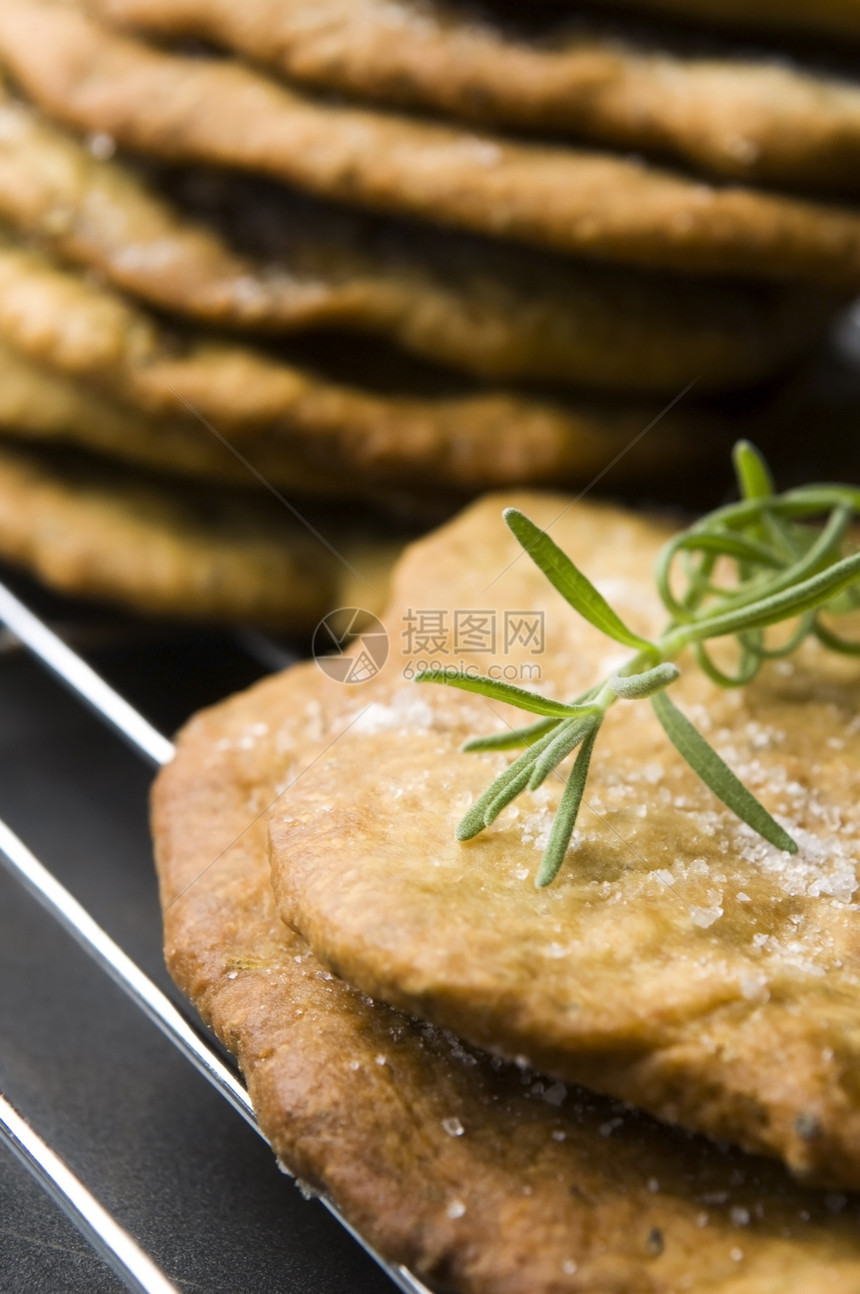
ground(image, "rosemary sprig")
xmin=417 ymin=442 xmax=860 ymax=886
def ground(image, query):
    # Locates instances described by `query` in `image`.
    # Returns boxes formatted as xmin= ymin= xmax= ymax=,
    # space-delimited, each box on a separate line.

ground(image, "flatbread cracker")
xmin=0 ymin=336 xmax=403 ymax=505
xmin=0 ymin=441 xmax=398 ymax=624
xmin=0 ymin=336 xmax=260 ymax=484
xmin=90 ymin=0 xmax=860 ymax=192
xmin=0 ymin=236 xmax=733 ymax=495
xmin=0 ymin=323 xmax=453 ymax=512
xmin=2 ymin=79 xmax=822 ymax=394
xmin=270 ymin=493 xmax=860 ymax=1188
xmin=152 ymin=609 xmax=860 ymax=1294
xmin=6 ymin=2 xmax=860 ymax=285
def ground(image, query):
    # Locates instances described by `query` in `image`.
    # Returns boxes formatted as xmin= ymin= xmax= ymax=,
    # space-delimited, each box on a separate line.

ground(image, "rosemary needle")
xmin=417 ymin=441 xmax=860 ymax=886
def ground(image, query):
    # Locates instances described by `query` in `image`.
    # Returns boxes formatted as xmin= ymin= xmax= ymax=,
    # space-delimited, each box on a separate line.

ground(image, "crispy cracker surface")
xmin=6 ymin=1 xmax=860 ymax=285
xmin=0 ymin=442 xmax=397 ymax=624
xmin=2 ymin=75 xmax=819 ymax=393
xmin=153 ymin=528 xmax=860 ymax=1289
xmin=0 ymin=333 xmax=459 ymax=520
xmin=270 ymin=494 xmax=860 ymax=1188
xmin=92 ymin=0 xmax=860 ymax=193
xmin=0 ymin=336 xmax=239 ymax=478
xmin=0 ymin=235 xmax=731 ymax=494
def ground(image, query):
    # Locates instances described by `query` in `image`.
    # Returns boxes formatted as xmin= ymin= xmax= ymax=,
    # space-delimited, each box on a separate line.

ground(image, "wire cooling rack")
xmin=0 ymin=568 xmax=432 ymax=1294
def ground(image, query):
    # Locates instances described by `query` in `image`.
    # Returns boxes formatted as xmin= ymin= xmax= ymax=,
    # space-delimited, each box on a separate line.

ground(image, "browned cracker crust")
xmin=0 ymin=442 xmax=398 ymax=625
xmin=0 ymin=236 xmax=732 ymax=496
xmin=91 ymin=0 xmax=860 ymax=193
xmin=153 ymin=573 xmax=860 ymax=1291
xmin=5 ymin=1 xmax=860 ymax=285
xmin=270 ymin=493 xmax=860 ymax=1189
xmin=2 ymin=76 xmax=824 ymax=393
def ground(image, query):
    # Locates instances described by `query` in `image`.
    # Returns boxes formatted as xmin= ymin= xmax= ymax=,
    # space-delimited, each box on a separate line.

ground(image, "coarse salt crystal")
xmin=352 ymin=689 xmax=435 ymax=735
xmin=87 ymin=131 xmax=116 ymax=160
xmin=740 ymin=973 xmax=768 ymax=1001
xmin=690 ymin=904 xmax=723 ymax=928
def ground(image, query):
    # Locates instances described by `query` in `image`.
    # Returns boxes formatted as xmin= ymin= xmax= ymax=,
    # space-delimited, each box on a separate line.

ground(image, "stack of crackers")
xmin=0 ymin=0 xmax=858 ymax=624
xmin=155 ymin=494 xmax=860 ymax=1292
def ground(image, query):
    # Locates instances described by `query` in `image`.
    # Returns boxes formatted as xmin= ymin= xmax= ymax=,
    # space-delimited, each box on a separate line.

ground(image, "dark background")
xmin=0 ymin=581 xmax=398 ymax=1294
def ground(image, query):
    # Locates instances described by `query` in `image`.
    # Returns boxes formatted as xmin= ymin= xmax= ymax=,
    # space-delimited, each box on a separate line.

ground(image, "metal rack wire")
xmin=0 ymin=575 xmax=431 ymax=1294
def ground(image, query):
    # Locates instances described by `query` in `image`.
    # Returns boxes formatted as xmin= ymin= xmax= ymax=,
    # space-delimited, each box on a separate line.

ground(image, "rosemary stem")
xmin=423 ymin=443 xmax=860 ymax=885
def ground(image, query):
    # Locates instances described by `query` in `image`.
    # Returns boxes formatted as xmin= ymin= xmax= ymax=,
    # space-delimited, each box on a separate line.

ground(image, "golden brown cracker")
xmin=6 ymin=1 xmax=860 ymax=285
xmin=0 ymin=329 xmax=409 ymax=503
xmin=0 ymin=441 xmax=398 ymax=624
xmin=1 ymin=75 xmax=823 ymax=394
xmin=90 ymin=0 xmax=860 ymax=193
xmin=270 ymin=492 xmax=860 ymax=1188
xmin=151 ymin=519 xmax=860 ymax=1292
xmin=0 ymin=236 xmax=732 ymax=496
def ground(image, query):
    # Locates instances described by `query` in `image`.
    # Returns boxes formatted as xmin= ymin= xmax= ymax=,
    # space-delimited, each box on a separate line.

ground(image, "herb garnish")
xmin=417 ymin=442 xmax=860 ymax=886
